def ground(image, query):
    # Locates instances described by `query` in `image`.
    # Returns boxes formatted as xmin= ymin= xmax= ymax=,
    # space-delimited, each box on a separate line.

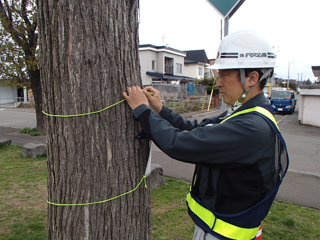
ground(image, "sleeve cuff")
xmin=159 ymin=106 xmax=172 ymax=118
xmin=132 ymin=104 xmax=151 ymax=118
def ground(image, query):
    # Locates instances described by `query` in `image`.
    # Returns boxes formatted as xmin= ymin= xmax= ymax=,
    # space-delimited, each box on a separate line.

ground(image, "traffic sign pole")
xmin=206 ymin=0 xmax=246 ymax=113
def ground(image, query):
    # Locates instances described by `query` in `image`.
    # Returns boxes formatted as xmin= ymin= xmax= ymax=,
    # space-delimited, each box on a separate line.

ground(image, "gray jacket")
xmin=132 ymin=92 xmax=276 ymax=214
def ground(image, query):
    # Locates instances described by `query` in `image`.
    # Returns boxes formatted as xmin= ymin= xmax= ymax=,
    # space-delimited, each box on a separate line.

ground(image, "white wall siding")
xmin=139 ymin=51 xmax=153 ymax=85
xmin=298 ymin=87 xmax=320 ymax=127
xmin=184 ymin=64 xmax=204 ymax=79
xmin=0 ymin=80 xmax=17 ymax=104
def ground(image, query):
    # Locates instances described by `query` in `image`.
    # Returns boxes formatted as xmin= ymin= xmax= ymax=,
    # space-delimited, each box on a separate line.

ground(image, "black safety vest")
xmin=186 ymin=106 xmax=289 ymax=240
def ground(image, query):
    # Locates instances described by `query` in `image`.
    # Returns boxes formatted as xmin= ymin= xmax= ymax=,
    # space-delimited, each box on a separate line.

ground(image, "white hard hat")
xmin=209 ymin=30 xmax=276 ymax=70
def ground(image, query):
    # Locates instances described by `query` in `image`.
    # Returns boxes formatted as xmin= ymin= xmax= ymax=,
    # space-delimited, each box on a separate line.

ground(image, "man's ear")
xmin=248 ymin=71 xmax=260 ymax=88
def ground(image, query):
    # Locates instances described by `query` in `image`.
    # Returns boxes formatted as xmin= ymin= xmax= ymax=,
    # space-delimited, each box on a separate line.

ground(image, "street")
xmin=155 ymin=100 xmax=320 ymax=176
xmin=0 ymin=97 xmax=320 ymax=209
xmin=151 ymin=101 xmax=320 ymax=210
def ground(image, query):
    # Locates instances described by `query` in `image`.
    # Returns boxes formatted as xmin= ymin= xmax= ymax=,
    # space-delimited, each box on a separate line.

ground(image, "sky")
xmin=138 ymin=0 xmax=320 ymax=82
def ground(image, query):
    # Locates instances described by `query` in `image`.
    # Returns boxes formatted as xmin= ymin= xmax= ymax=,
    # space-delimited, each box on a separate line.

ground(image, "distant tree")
xmin=0 ymin=27 xmax=28 ymax=88
xmin=306 ymin=79 xmax=312 ymax=85
xmin=0 ymin=0 xmax=44 ymax=132
xmin=289 ymin=82 xmax=297 ymax=91
xmin=196 ymin=77 xmax=219 ymax=95
xmin=279 ymin=82 xmax=286 ymax=88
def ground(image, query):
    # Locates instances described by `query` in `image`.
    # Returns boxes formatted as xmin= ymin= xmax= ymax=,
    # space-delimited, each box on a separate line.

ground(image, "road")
xmin=151 ymin=100 xmax=320 ymax=210
xmin=153 ymin=101 xmax=320 ymax=179
xmin=1 ymin=97 xmax=320 ymax=209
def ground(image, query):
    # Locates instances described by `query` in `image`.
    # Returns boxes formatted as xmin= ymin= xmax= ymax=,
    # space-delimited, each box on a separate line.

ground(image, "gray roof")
xmin=184 ymin=50 xmax=210 ymax=64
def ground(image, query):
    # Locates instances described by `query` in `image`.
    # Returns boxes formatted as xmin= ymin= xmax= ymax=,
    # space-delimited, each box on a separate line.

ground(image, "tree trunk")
xmin=28 ymin=69 xmax=45 ymax=132
xmin=38 ymin=0 xmax=151 ymax=239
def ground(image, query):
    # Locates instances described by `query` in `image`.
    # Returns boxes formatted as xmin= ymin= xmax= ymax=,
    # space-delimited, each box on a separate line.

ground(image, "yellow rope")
xmin=47 ymin=175 xmax=147 ymax=206
xmin=45 ymin=91 xmax=152 ymax=206
xmin=42 ymin=91 xmax=153 ymax=118
xmin=42 ymin=99 xmax=126 ymax=118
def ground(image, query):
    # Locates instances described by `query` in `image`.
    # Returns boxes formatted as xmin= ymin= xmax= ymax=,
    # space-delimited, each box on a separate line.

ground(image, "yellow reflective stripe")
xmin=187 ymin=192 xmax=260 ymax=240
xmin=220 ymin=106 xmax=279 ymax=131
xmin=253 ymin=106 xmax=279 ymax=131
xmin=187 ymin=192 xmax=215 ymax=229
xmin=214 ymin=219 xmax=260 ymax=240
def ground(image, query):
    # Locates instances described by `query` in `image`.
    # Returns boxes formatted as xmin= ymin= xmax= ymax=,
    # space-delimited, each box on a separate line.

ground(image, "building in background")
xmin=311 ymin=66 xmax=320 ymax=83
xmin=139 ymin=44 xmax=195 ymax=85
xmin=0 ymin=79 xmax=18 ymax=104
xmin=183 ymin=50 xmax=213 ymax=79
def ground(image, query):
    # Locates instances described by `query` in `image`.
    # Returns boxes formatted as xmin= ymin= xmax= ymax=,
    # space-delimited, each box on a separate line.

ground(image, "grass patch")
xmin=151 ymin=178 xmax=194 ymax=239
xmin=18 ymin=127 xmax=45 ymax=136
xmin=0 ymin=145 xmax=47 ymax=239
xmin=1 ymin=145 xmax=320 ymax=240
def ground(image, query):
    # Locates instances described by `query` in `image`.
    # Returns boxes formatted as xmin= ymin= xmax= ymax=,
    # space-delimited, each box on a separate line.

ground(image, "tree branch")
xmin=20 ymin=0 xmax=31 ymax=27
xmin=0 ymin=0 xmax=26 ymax=48
xmin=4 ymin=0 xmax=12 ymax=22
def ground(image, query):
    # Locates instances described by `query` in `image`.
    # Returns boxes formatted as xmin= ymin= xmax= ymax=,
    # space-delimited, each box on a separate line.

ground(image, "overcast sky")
xmin=138 ymin=0 xmax=320 ymax=82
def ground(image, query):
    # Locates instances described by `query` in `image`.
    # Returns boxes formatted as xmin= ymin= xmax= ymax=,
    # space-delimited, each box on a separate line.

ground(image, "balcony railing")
xmin=165 ymin=65 xmax=174 ymax=75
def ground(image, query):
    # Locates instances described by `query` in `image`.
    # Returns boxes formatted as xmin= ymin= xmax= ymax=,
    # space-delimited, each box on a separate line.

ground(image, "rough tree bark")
xmin=38 ymin=0 xmax=151 ymax=239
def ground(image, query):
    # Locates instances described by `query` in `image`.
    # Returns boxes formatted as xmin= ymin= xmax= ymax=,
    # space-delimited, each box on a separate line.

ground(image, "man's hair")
xmin=244 ymin=68 xmax=274 ymax=90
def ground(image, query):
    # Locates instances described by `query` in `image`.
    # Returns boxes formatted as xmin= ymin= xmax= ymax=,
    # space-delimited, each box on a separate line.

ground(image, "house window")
xmin=176 ymin=63 xmax=182 ymax=74
xmin=198 ymin=67 xmax=203 ymax=76
xmin=152 ymin=60 xmax=156 ymax=70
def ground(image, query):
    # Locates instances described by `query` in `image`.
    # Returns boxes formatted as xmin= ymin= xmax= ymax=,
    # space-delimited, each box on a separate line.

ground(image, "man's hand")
xmin=123 ymin=86 xmax=149 ymax=110
xmin=143 ymin=86 xmax=163 ymax=114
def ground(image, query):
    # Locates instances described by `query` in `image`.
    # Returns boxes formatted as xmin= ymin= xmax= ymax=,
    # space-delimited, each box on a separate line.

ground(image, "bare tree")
xmin=38 ymin=0 xmax=151 ymax=239
xmin=0 ymin=0 xmax=45 ymax=132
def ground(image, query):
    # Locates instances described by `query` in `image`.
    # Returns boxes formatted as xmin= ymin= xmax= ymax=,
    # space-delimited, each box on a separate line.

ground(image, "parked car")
xmin=270 ymin=90 xmax=296 ymax=114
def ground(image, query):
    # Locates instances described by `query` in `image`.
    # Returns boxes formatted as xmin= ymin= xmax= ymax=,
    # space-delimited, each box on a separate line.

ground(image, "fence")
xmin=151 ymin=83 xmax=217 ymax=113
xmin=0 ymin=85 xmax=218 ymax=112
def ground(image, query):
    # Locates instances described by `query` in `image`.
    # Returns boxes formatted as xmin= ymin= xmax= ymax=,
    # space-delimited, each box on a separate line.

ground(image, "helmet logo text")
xmin=241 ymin=53 xmax=267 ymax=58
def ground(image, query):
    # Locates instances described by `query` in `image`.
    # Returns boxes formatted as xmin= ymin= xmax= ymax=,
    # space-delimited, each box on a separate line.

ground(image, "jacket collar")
xmin=234 ymin=92 xmax=268 ymax=114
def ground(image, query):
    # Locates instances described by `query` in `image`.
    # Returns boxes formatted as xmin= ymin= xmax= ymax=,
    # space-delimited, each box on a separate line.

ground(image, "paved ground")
xmin=0 ymin=102 xmax=320 ymax=209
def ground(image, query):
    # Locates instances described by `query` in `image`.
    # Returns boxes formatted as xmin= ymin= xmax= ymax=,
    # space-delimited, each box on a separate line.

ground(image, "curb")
xmin=0 ymin=107 xmax=35 ymax=113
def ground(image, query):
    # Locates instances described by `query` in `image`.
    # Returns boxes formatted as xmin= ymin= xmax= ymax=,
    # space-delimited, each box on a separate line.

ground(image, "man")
xmin=123 ymin=30 xmax=288 ymax=240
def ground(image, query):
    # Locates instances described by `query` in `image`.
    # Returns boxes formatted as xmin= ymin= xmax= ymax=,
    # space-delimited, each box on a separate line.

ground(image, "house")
xmin=0 ymin=79 xmax=18 ymax=104
xmin=139 ymin=44 xmax=195 ymax=85
xmin=298 ymin=66 xmax=320 ymax=127
xmin=183 ymin=50 xmax=214 ymax=79
xmin=0 ymin=80 xmax=28 ymax=106
xmin=0 ymin=56 xmax=28 ymax=106
xmin=0 ymin=56 xmax=18 ymax=105
xmin=311 ymin=66 xmax=320 ymax=82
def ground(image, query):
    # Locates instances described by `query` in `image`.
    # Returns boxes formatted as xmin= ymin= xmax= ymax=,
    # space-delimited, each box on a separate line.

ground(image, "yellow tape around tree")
xmin=45 ymin=91 xmax=153 ymax=206
xmin=42 ymin=91 xmax=153 ymax=118
xmin=47 ymin=175 xmax=147 ymax=206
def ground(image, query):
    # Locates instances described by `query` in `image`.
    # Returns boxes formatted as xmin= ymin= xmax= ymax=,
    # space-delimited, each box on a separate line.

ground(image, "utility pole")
xmin=287 ymin=62 xmax=293 ymax=90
